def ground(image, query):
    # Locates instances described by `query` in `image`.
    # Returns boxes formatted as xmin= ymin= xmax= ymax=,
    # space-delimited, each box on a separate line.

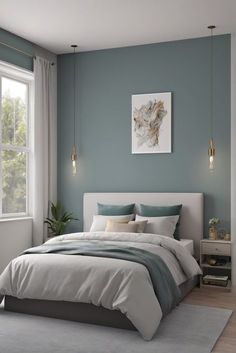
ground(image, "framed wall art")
xmin=131 ymin=92 xmax=172 ymax=154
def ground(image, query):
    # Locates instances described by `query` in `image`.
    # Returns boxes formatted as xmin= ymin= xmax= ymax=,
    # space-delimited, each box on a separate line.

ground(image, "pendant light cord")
xmin=73 ymin=46 xmax=76 ymax=147
xmin=210 ymin=27 xmax=214 ymax=141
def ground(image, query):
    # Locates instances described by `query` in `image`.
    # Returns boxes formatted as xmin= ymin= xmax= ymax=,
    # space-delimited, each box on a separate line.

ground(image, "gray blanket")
xmin=22 ymin=240 xmax=181 ymax=316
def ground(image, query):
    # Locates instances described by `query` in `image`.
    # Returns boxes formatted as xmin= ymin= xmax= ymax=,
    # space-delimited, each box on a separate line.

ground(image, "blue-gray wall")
xmin=0 ymin=28 xmax=33 ymax=71
xmin=58 ymin=35 xmax=231 ymax=235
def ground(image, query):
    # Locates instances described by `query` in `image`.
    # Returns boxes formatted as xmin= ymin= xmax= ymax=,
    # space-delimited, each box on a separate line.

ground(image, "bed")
xmin=0 ymin=192 xmax=203 ymax=340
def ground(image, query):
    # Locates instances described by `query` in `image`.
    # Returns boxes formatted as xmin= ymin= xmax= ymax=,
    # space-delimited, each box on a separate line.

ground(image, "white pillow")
xmin=90 ymin=214 xmax=135 ymax=232
xmin=135 ymin=214 xmax=179 ymax=237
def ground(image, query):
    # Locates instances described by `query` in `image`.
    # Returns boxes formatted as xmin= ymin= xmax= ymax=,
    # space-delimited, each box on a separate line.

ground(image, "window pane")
xmin=2 ymin=150 xmax=27 ymax=214
xmin=1 ymin=77 xmax=27 ymax=146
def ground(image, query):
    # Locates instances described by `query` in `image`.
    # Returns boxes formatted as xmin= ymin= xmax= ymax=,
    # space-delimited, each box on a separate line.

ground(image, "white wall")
xmin=0 ymin=218 xmax=32 ymax=274
xmin=231 ymin=33 xmax=236 ymax=287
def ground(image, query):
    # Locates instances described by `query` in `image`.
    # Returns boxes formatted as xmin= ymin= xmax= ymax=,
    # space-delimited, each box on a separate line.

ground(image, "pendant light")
xmin=71 ymin=44 xmax=78 ymax=175
xmin=208 ymin=25 xmax=216 ymax=171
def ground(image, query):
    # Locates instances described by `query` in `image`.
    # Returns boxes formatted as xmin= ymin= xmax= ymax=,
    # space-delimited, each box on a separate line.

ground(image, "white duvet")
xmin=0 ymin=232 xmax=201 ymax=340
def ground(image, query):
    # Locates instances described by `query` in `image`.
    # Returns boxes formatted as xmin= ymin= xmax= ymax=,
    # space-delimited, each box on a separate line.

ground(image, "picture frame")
xmin=131 ymin=92 xmax=172 ymax=154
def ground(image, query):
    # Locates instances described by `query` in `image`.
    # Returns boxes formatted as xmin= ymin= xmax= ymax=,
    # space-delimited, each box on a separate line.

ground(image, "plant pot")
xmin=209 ymin=226 xmax=217 ymax=240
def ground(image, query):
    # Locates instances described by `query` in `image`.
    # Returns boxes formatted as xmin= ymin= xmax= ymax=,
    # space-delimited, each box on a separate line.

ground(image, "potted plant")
xmin=44 ymin=201 xmax=78 ymax=237
xmin=208 ymin=217 xmax=220 ymax=240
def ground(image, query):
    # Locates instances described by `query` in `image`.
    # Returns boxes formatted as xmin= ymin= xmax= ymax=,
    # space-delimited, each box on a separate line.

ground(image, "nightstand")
xmin=200 ymin=239 xmax=232 ymax=291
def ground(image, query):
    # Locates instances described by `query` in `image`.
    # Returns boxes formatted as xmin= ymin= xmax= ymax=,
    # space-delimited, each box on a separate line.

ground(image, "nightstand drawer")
xmin=201 ymin=242 xmax=231 ymax=256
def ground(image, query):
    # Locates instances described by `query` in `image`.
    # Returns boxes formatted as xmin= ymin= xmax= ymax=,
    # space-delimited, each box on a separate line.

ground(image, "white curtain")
xmin=33 ymin=56 xmax=57 ymax=245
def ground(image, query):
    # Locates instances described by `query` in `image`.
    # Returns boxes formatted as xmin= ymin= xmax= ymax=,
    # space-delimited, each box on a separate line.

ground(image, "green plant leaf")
xmin=44 ymin=202 xmax=78 ymax=236
xmin=50 ymin=201 xmax=61 ymax=220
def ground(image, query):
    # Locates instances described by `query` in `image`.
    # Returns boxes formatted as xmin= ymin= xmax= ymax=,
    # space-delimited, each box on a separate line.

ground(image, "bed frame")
xmin=5 ymin=275 xmax=199 ymax=330
xmin=5 ymin=192 xmax=203 ymax=330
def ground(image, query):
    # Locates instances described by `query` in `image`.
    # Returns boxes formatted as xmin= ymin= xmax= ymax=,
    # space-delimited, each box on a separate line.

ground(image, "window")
xmin=0 ymin=61 xmax=34 ymax=218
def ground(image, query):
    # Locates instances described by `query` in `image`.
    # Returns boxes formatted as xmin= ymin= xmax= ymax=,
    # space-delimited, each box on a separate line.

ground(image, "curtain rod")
xmin=0 ymin=40 xmax=55 ymax=65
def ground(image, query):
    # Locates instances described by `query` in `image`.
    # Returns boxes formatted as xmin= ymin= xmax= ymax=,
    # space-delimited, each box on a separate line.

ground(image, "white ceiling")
xmin=0 ymin=0 xmax=235 ymax=54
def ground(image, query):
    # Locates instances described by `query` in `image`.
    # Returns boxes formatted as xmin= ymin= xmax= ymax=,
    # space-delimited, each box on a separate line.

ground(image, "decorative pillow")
xmin=97 ymin=203 xmax=135 ymax=215
xmin=128 ymin=220 xmax=147 ymax=233
xmin=105 ymin=219 xmax=129 ymax=231
xmin=139 ymin=204 xmax=182 ymax=240
xmin=90 ymin=214 xmax=135 ymax=232
xmin=135 ymin=214 xmax=179 ymax=238
xmin=106 ymin=220 xmax=138 ymax=233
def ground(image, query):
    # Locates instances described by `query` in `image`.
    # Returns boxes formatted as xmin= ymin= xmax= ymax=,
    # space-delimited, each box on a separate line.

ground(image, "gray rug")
xmin=0 ymin=303 xmax=232 ymax=353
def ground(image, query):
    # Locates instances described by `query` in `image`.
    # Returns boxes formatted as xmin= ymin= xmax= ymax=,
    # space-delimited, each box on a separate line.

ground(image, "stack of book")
xmin=202 ymin=275 xmax=229 ymax=287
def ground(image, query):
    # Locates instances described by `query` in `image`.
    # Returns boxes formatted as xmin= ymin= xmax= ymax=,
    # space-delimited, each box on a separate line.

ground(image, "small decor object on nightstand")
xmin=202 ymin=275 xmax=229 ymax=287
xmin=224 ymin=233 xmax=231 ymax=241
xmin=44 ymin=201 xmax=78 ymax=237
xmin=207 ymin=257 xmax=217 ymax=266
xmin=208 ymin=217 xmax=220 ymax=240
xmin=218 ymin=229 xmax=226 ymax=240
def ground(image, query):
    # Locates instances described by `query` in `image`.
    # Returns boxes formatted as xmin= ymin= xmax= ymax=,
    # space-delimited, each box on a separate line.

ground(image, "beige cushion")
xmin=128 ymin=220 xmax=147 ymax=233
xmin=90 ymin=214 xmax=134 ymax=232
xmin=105 ymin=220 xmax=138 ymax=233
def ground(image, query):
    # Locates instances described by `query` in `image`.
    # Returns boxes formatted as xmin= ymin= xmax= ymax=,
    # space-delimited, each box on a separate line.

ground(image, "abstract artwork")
xmin=132 ymin=92 xmax=172 ymax=154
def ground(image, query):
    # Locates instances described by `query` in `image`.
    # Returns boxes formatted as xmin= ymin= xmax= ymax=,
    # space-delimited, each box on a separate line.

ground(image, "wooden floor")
xmin=184 ymin=287 xmax=236 ymax=353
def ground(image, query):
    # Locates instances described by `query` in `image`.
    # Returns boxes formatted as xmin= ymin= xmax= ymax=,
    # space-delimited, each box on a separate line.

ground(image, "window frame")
xmin=0 ymin=60 xmax=34 ymax=219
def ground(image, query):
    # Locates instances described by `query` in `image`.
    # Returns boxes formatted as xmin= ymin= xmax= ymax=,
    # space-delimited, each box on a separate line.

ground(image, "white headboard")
xmin=83 ymin=193 xmax=203 ymax=258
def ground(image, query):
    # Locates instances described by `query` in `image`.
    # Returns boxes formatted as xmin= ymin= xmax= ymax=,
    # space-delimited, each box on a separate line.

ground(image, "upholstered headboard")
xmin=83 ymin=193 xmax=203 ymax=258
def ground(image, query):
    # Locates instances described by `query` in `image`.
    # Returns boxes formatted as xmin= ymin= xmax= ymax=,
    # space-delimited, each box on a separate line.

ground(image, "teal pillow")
xmin=140 ymin=204 xmax=182 ymax=240
xmin=97 ymin=203 xmax=135 ymax=216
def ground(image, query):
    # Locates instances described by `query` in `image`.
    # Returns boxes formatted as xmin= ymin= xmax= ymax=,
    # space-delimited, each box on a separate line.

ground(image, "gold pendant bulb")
xmin=71 ymin=146 xmax=77 ymax=176
xmin=208 ymin=139 xmax=215 ymax=171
